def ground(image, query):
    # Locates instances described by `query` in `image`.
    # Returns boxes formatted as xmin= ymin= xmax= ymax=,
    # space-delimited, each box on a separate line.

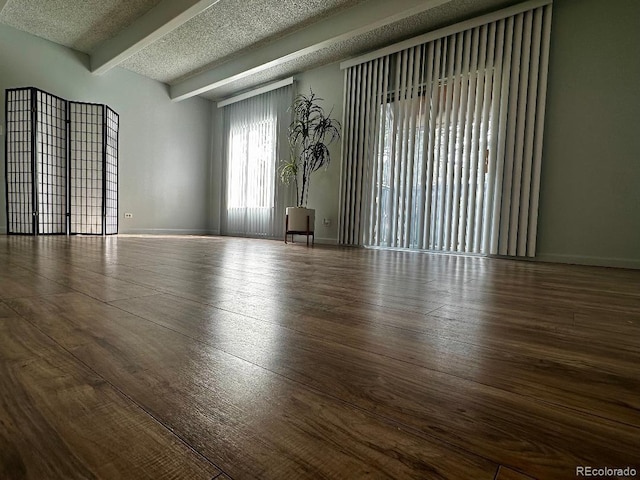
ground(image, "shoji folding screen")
xmin=69 ymin=102 xmax=119 ymax=235
xmin=5 ymin=87 xmax=119 ymax=235
xmin=5 ymin=88 xmax=66 ymax=234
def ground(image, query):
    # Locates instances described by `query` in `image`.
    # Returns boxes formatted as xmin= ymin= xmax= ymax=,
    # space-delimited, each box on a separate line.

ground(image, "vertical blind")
xmin=221 ymin=85 xmax=292 ymax=237
xmin=339 ymin=1 xmax=552 ymax=257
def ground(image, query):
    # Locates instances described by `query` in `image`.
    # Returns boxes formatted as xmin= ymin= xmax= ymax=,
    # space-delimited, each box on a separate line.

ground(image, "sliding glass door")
xmin=371 ymin=79 xmax=495 ymax=253
xmin=339 ymin=3 xmax=552 ymax=258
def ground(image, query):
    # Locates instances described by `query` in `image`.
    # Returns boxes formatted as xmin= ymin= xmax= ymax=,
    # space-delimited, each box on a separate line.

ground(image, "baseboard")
xmin=119 ymin=229 xmax=334 ymax=242
xmin=119 ymin=228 xmax=217 ymax=236
xmin=313 ymin=236 xmax=338 ymax=245
xmin=535 ymin=253 xmax=640 ymax=270
xmin=0 ymin=229 xmax=217 ymax=236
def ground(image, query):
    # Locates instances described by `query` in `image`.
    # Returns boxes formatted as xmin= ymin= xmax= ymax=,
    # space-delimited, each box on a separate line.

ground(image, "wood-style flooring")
xmin=0 ymin=235 xmax=638 ymax=479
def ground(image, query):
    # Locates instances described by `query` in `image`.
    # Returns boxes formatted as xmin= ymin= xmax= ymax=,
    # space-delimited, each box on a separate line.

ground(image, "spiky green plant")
xmin=281 ymin=89 xmax=341 ymax=207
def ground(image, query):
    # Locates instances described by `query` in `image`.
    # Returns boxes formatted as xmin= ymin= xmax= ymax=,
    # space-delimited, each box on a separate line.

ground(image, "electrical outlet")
xmin=323 ymin=218 xmax=331 ymax=226
xmin=124 ymin=213 xmax=133 ymax=218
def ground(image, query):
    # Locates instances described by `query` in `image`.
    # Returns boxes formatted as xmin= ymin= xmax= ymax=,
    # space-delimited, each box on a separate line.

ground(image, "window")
xmin=227 ymin=116 xmax=276 ymax=210
xmin=373 ymin=80 xmax=495 ymax=252
xmin=221 ymin=84 xmax=292 ymax=238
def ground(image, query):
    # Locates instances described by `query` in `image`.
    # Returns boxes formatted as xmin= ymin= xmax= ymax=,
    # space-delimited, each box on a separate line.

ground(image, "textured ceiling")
xmin=202 ymin=0 xmax=523 ymax=101
xmin=0 ymin=0 xmax=162 ymax=52
xmin=120 ymin=0 xmax=365 ymax=84
xmin=0 ymin=0 xmax=527 ymax=102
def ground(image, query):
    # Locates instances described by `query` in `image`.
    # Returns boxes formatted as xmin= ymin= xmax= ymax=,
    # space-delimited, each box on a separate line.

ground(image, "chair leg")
xmin=285 ymin=214 xmax=288 ymax=244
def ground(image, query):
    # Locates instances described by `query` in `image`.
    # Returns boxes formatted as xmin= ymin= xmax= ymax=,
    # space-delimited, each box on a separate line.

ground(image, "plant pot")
xmin=286 ymin=207 xmax=315 ymax=233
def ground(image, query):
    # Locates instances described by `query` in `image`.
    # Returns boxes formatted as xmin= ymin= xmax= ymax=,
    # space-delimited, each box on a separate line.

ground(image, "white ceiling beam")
xmin=170 ymin=0 xmax=453 ymax=101
xmin=90 ymin=0 xmax=220 ymax=75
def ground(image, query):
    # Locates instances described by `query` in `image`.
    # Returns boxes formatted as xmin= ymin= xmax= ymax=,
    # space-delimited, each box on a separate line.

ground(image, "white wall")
xmin=534 ymin=0 xmax=640 ymax=268
xmin=0 ymin=24 xmax=214 ymax=235
xmin=32 ymin=0 xmax=632 ymax=266
xmin=250 ymin=0 xmax=640 ymax=267
xmin=209 ymin=104 xmax=223 ymax=234
xmin=295 ymin=63 xmax=344 ymax=244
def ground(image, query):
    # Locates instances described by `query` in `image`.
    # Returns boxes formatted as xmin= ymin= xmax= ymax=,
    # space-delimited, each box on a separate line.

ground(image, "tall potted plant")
xmin=280 ymin=89 xmax=341 ymax=240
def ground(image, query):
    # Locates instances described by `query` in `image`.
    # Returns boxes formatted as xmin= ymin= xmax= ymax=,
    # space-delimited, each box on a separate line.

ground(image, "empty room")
xmin=1 ymin=0 xmax=639 ymax=479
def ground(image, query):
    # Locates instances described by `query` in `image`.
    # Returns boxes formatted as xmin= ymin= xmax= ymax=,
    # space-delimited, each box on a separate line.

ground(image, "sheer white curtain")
xmin=339 ymin=1 xmax=552 ymax=257
xmin=221 ymin=85 xmax=292 ymax=237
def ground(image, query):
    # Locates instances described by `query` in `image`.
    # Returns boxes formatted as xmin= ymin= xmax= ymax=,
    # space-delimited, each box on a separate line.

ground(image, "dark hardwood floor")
xmin=0 ymin=235 xmax=638 ymax=479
